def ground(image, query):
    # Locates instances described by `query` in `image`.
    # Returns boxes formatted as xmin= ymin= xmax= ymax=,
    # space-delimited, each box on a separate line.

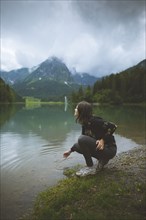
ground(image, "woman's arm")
xmin=63 ymin=150 xmax=72 ymax=158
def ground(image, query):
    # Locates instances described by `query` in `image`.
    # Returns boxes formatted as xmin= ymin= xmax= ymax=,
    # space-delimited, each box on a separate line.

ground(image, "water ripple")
xmin=40 ymin=141 xmax=61 ymax=155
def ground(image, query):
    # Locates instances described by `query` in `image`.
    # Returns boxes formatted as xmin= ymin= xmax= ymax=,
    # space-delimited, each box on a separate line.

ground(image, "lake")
xmin=0 ymin=104 xmax=145 ymax=220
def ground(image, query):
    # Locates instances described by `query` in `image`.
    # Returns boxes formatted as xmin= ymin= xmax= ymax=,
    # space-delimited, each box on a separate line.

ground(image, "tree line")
xmin=0 ymin=78 xmax=23 ymax=103
xmin=70 ymin=61 xmax=145 ymax=105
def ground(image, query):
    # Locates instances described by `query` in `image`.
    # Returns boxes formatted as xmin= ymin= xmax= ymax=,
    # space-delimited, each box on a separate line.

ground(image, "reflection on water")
xmin=4 ymin=105 xmax=75 ymax=141
xmin=0 ymin=104 xmax=145 ymax=220
xmin=93 ymin=105 xmax=145 ymax=145
xmin=0 ymin=104 xmax=24 ymax=127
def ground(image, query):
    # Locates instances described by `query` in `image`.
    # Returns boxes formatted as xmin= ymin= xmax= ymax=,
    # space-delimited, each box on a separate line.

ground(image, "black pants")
xmin=71 ymin=135 xmax=117 ymax=167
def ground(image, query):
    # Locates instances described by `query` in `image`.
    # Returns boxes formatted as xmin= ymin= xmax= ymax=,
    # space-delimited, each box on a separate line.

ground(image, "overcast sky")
xmin=1 ymin=0 xmax=145 ymax=76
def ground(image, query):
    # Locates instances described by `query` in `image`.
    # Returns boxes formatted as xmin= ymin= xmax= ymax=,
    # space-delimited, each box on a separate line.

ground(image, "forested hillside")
xmin=0 ymin=78 xmax=23 ymax=103
xmin=71 ymin=60 xmax=146 ymax=104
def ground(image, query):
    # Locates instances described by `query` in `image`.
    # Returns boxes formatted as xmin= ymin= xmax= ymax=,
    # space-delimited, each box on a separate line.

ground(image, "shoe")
xmin=97 ymin=159 xmax=109 ymax=170
xmin=76 ymin=166 xmax=97 ymax=177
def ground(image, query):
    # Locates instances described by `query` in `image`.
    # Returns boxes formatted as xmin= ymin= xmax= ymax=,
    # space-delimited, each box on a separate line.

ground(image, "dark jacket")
xmin=82 ymin=116 xmax=116 ymax=145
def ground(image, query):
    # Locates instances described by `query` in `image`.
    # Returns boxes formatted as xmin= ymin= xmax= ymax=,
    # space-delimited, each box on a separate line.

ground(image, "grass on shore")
xmin=21 ymin=163 xmax=146 ymax=220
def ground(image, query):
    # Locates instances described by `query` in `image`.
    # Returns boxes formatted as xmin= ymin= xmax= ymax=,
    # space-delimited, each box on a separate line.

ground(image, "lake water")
xmin=0 ymin=104 xmax=145 ymax=220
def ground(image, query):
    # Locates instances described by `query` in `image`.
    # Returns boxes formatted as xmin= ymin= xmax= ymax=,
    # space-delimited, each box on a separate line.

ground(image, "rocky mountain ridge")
xmin=0 ymin=57 xmax=99 ymax=86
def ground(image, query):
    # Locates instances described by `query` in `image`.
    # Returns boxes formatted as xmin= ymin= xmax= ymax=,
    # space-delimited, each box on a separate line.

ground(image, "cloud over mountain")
xmin=1 ymin=1 xmax=145 ymax=76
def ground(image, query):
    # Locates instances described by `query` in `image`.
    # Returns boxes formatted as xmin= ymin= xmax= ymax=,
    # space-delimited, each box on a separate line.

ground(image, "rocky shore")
xmin=107 ymin=145 xmax=146 ymax=183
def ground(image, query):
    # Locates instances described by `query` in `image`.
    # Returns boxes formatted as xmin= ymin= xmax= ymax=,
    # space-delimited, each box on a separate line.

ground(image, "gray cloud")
xmin=1 ymin=0 xmax=145 ymax=76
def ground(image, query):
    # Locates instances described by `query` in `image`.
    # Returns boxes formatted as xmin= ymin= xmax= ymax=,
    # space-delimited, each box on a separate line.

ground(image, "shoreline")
xmin=107 ymin=145 xmax=146 ymax=181
xmin=21 ymin=144 xmax=146 ymax=220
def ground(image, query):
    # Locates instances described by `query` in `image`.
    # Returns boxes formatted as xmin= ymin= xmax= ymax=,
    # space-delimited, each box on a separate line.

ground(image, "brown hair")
xmin=76 ymin=101 xmax=92 ymax=124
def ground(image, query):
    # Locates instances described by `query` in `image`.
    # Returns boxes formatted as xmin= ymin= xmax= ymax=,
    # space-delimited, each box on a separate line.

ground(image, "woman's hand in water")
xmin=63 ymin=150 xmax=71 ymax=158
xmin=96 ymin=139 xmax=104 ymax=150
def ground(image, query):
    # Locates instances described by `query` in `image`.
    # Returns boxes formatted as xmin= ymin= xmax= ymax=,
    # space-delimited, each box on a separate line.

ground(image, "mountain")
xmin=0 ymin=68 xmax=30 ymax=85
xmin=73 ymin=72 xmax=100 ymax=86
xmin=0 ymin=57 xmax=98 ymax=101
xmin=12 ymin=57 xmax=79 ymax=101
xmin=0 ymin=57 xmax=98 ymax=86
xmin=23 ymin=57 xmax=73 ymax=84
